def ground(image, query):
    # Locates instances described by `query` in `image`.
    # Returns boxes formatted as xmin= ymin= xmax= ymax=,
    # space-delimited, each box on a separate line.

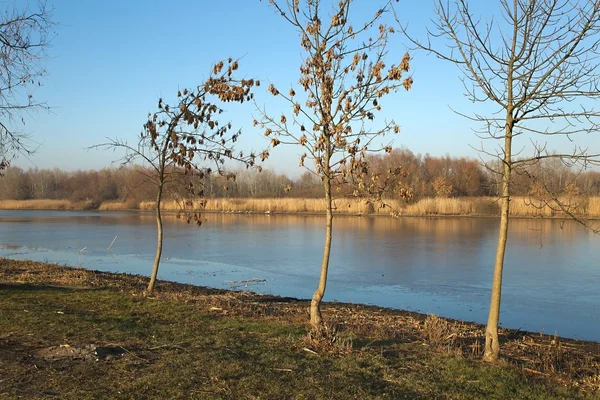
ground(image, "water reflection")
xmin=0 ymin=211 xmax=598 ymax=341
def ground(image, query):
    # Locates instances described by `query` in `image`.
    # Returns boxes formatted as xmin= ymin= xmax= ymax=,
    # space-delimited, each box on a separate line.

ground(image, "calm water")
xmin=1 ymin=210 xmax=599 ymax=341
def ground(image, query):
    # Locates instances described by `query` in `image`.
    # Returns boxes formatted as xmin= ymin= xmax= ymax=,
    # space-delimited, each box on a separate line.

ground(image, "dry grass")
xmin=3 ymin=196 xmax=600 ymax=219
xmin=510 ymin=196 xmax=591 ymax=218
xmin=0 ymin=199 xmax=93 ymax=210
xmin=97 ymin=200 xmax=138 ymax=211
xmin=402 ymin=196 xmax=600 ymax=218
xmin=585 ymin=196 xmax=600 ymax=217
xmin=140 ymin=197 xmax=398 ymax=215
xmin=510 ymin=197 xmax=556 ymax=217
xmin=402 ymin=197 xmax=498 ymax=216
xmin=422 ymin=314 xmax=456 ymax=349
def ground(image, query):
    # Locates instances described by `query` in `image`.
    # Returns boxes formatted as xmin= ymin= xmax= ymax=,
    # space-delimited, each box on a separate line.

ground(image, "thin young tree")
xmin=0 ymin=1 xmax=54 ymax=174
xmin=403 ymin=0 xmax=600 ymax=362
xmin=256 ymin=0 xmax=413 ymax=333
xmin=96 ymin=59 xmax=261 ymax=293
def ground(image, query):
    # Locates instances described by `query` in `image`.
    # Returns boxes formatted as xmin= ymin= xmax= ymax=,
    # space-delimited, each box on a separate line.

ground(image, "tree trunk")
xmin=484 ymin=118 xmax=513 ymax=362
xmin=483 ymin=190 xmax=509 ymax=362
xmin=311 ymin=173 xmax=333 ymax=331
xmin=147 ymin=185 xmax=163 ymax=293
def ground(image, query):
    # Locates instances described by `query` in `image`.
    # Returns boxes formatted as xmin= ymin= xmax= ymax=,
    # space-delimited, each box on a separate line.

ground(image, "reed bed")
xmin=510 ymin=197 xmax=555 ymax=217
xmin=139 ymin=198 xmax=392 ymax=215
xmin=3 ymin=196 xmax=600 ymax=218
xmin=0 ymin=199 xmax=92 ymax=210
xmin=402 ymin=197 xmax=497 ymax=216
xmin=97 ymin=200 xmax=138 ymax=211
xmin=587 ymin=196 xmax=600 ymax=216
xmin=402 ymin=196 xmax=600 ymax=218
xmin=510 ymin=196 xmax=589 ymax=217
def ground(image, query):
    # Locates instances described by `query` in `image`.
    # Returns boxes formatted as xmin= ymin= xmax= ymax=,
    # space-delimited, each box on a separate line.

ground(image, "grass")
xmin=1 ymin=259 xmax=599 ymax=399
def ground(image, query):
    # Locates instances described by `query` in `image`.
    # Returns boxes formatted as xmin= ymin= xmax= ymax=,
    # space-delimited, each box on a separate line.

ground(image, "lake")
xmin=1 ymin=210 xmax=598 ymax=341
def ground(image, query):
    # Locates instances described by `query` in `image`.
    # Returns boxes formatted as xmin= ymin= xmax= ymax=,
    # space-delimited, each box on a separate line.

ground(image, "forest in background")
xmin=2 ymin=148 xmax=600 ymax=207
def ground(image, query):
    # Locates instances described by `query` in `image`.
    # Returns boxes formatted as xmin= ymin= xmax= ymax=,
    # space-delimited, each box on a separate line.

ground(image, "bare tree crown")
xmin=406 ymin=0 xmax=600 ymax=158
xmin=0 ymin=1 xmax=54 ymax=172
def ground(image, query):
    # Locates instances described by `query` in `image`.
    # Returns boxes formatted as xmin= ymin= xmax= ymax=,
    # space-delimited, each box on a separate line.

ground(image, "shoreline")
xmin=2 ymin=258 xmax=599 ymax=343
xmin=2 ymin=258 xmax=598 ymax=346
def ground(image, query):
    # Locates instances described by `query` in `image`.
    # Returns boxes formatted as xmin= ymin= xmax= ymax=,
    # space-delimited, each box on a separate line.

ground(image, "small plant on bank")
xmin=423 ymin=314 xmax=457 ymax=351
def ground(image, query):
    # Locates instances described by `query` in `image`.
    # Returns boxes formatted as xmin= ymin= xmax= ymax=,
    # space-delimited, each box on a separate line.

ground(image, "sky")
xmin=7 ymin=0 xmax=600 ymax=177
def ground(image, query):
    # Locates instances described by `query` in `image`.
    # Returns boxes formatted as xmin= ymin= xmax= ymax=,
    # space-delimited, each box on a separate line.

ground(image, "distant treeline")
xmin=2 ymin=149 xmax=600 ymax=205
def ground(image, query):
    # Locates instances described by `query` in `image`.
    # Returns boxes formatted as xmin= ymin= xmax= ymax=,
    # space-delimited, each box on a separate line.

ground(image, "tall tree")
xmin=96 ymin=59 xmax=261 ymax=293
xmin=257 ymin=0 xmax=413 ymax=333
xmin=403 ymin=0 xmax=600 ymax=362
xmin=0 ymin=1 xmax=54 ymax=174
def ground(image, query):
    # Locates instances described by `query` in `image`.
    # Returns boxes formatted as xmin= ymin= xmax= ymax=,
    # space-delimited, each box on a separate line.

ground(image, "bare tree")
xmin=95 ymin=59 xmax=261 ymax=293
xmin=256 ymin=0 xmax=413 ymax=333
xmin=403 ymin=0 xmax=600 ymax=362
xmin=0 ymin=1 xmax=54 ymax=173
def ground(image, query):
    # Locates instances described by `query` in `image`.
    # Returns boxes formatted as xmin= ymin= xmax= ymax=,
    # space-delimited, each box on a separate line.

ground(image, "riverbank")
xmin=2 ymin=196 xmax=600 ymax=219
xmin=1 ymin=259 xmax=599 ymax=398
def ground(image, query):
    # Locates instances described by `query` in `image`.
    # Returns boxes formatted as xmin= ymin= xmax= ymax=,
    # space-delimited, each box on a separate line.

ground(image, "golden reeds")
xmin=97 ymin=200 xmax=139 ymax=211
xmin=0 ymin=199 xmax=89 ymax=210
xmin=2 ymin=196 xmax=600 ymax=218
xmin=139 ymin=198 xmax=386 ymax=215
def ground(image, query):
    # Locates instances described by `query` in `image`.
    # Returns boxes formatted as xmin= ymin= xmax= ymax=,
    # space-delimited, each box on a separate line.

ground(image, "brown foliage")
xmin=257 ymin=0 xmax=413 ymax=200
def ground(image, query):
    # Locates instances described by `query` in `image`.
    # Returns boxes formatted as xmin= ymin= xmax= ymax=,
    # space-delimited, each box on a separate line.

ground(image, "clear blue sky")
xmin=11 ymin=0 xmax=598 ymax=176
